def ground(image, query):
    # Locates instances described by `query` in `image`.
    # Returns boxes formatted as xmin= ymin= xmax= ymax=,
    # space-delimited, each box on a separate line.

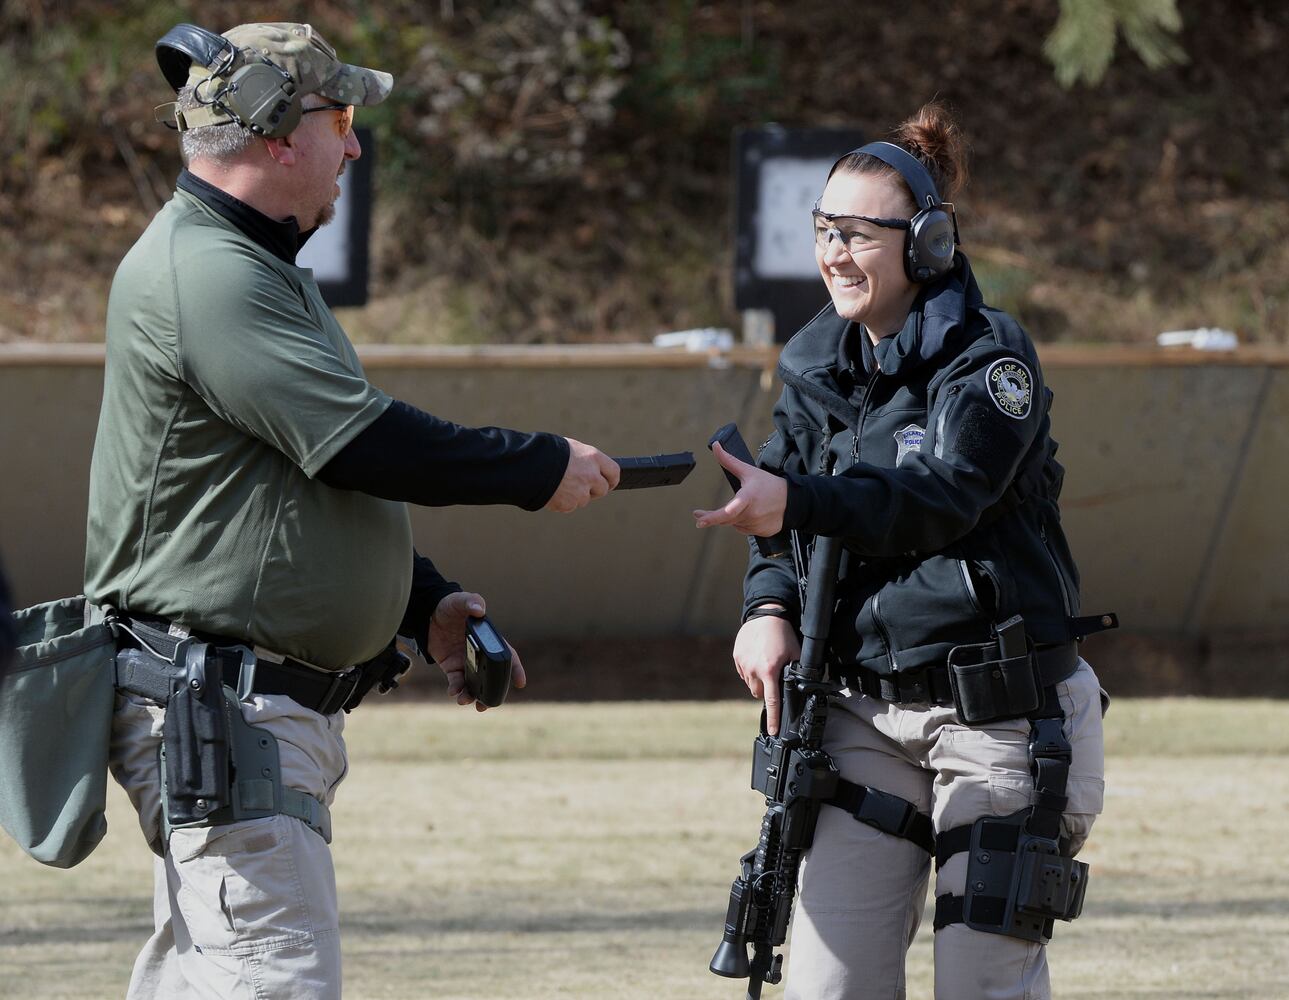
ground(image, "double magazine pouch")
xmin=946 ymin=615 xmax=1040 ymax=725
xmin=0 ymin=596 xmax=116 ymax=868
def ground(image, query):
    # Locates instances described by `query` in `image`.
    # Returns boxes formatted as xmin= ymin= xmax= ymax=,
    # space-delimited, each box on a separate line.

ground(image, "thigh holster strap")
xmin=824 ymin=779 xmax=934 ymax=854
xmin=281 ymin=786 xmax=332 ymax=843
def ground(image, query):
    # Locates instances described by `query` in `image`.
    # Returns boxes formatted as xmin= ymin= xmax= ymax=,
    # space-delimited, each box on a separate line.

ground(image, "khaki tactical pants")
xmin=785 ymin=659 xmax=1106 ymax=1000
xmin=110 ymin=688 xmax=350 ymax=1000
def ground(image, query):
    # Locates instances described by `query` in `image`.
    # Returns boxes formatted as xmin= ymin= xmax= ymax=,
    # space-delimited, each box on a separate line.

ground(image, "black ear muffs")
xmin=846 ymin=140 xmax=960 ymax=283
xmin=156 ymin=23 xmax=231 ymax=91
xmin=155 ymin=22 xmax=302 ymax=138
xmin=905 ymin=202 xmax=957 ymax=283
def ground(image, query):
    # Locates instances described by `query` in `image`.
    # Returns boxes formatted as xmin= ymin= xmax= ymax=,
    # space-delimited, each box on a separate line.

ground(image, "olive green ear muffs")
xmin=215 ymin=59 xmax=301 ymax=138
xmin=155 ymin=22 xmax=302 ymax=138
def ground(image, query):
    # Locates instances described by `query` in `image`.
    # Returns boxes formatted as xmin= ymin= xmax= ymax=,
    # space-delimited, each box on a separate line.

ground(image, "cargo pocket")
xmin=988 ymin=774 xmax=1033 ymax=816
xmin=984 ymin=659 xmax=1106 ymax=856
xmin=988 ymin=770 xmax=1102 ymax=855
xmin=930 ymin=720 xmax=1031 ymax=832
xmin=171 ymin=814 xmax=316 ymax=957
xmin=1055 ymin=660 xmax=1107 ymax=820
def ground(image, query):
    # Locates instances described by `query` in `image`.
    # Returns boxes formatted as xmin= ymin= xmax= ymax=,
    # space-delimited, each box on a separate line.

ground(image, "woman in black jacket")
xmin=696 ymin=103 xmax=1107 ymax=1000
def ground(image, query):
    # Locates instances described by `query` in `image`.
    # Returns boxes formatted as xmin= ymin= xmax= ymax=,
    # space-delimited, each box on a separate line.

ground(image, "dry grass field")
xmin=2 ymin=698 xmax=1287 ymax=999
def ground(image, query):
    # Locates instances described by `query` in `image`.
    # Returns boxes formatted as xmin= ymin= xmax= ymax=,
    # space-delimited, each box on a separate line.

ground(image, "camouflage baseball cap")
xmin=199 ymin=22 xmax=392 ymax=106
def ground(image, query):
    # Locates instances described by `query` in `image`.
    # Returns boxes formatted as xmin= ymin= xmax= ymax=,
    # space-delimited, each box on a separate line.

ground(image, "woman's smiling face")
xmin=814 ymin=169 xmax=919 ymax=338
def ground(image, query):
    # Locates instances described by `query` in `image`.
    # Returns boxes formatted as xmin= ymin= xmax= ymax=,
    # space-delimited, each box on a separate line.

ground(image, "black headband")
xmin=834 ymin=140 xmax=942 ymax=210
xmin=156 ymin=23 xmax=238 ymax=93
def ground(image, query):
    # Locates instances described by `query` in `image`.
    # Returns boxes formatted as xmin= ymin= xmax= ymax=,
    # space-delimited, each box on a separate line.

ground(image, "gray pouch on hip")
xmin=0 ymin=596 xmax=116 ymax=868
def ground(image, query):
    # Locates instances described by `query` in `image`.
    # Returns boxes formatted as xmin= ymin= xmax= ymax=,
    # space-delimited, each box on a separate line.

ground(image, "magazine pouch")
xmin=946 ymin=615 xmax=1040 ymax=726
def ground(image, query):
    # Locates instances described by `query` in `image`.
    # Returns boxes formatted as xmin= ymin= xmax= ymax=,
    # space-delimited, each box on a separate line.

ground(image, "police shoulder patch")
xmin=984 ymin=357 xmax=1033 ymax=420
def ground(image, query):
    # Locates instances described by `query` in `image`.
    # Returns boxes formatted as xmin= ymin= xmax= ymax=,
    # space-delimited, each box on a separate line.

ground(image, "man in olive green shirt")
xmin=89 ymin=22 xmax=619 ymax=999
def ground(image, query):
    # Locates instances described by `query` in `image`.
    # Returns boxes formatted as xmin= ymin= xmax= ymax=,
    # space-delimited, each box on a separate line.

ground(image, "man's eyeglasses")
xmin=812 ymin=208 xmax=910 ymax=255
xmin=302 ymin=103 xmax=355 ymax=138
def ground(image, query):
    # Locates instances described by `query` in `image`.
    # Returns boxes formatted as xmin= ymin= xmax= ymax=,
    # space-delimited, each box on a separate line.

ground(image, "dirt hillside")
xmin=1 ymin=1 xmax=1282 ymax=346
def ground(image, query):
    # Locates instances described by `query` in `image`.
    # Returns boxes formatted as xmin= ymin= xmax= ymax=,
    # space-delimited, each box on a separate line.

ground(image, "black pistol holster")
xmin=159 ymin=640 xmax=232 ymax=827
xmin=933 ymin=689 xmax=1088 ymax=944
xmin=110 ymin=611 xmax=423 ymax=848
xmin=156 ymin=640 xmax=330 ymax=842
xmin=114 ymin=632 xmax=334 ymax=847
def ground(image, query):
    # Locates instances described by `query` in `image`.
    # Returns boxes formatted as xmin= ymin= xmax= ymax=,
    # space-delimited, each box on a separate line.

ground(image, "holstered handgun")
xmin=160 ymin=641 xmax=230 ymax=826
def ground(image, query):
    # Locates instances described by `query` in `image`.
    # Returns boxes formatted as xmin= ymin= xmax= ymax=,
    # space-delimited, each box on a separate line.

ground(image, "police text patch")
xmin=985 ymin=358 xmax=1033 ymax=420
xmin=893 ymin=424 xmax=925 ymax=465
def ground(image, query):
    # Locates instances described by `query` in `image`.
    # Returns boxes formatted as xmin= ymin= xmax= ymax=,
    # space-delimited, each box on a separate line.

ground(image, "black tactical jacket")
xmin=743 ymin=256 xmax=1082 ymax=676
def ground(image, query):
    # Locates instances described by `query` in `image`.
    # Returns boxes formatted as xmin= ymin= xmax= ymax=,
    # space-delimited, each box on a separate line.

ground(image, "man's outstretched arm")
xmin=317 ymin=399 xmax=618 ymax=511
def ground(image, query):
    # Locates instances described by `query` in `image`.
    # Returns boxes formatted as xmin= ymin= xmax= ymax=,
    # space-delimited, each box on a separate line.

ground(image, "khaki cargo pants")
xmin=785 ymin=659 xmax=1106 ymax=1000
xmin=109 ymin=689 xmax=349 ymax=1000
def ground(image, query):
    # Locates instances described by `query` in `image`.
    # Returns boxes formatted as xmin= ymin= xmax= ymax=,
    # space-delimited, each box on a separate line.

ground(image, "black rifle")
xmin=710 ymin=533 xmax=844 ymax=998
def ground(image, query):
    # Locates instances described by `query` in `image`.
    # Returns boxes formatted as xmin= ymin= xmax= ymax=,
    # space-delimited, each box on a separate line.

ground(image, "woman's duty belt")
xmin=841 ymin=641 xmax=1079 ymax=709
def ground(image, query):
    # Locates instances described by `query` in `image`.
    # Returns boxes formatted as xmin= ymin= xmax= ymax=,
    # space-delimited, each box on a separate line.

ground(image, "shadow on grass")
xmin=0 ymin=905 xmax=150 ymax=947
xmin=1086 ymin=896 xmax=1289 ymax=919
xmin=344 ymin=903 xmax=718 ymax=938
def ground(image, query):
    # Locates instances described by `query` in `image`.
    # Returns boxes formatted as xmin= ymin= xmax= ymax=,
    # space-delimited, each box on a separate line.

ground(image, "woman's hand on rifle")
xmin=733 ymin=610 xmax=801 ymax=736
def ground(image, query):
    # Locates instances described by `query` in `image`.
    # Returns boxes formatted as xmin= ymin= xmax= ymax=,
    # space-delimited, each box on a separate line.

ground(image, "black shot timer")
xmin=465 ymin=616 xmax=512 ymax=707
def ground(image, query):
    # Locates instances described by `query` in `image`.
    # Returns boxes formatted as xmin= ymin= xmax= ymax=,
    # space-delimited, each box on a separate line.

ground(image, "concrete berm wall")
xmin=3 ymin=343 xmax=1287 ymax=695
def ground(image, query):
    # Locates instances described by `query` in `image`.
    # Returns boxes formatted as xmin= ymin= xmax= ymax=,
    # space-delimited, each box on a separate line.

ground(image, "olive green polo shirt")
xmin=85 ymin=188 xmax=411 ymax=670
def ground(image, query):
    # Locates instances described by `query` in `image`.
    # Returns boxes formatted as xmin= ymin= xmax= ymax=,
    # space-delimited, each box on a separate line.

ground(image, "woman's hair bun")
xmin=891 ymin=101 xmax=969 ymax=203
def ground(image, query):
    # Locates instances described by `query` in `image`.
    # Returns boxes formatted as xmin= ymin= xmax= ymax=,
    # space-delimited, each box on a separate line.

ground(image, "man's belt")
xmin=114 ymin=615 xmax=400 ymax=716
xmin=841 ymin=642 xmax=1079 ymax=708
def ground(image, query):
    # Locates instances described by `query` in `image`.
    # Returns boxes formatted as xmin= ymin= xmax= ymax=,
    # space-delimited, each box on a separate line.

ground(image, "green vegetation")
xmin=1 ymin=698 xmax=1286 ymax=998
xmin=1 ymin=2 xmax=1283 ymax=346
xmin=1044 ymin=0 xmax=1187 ymax=87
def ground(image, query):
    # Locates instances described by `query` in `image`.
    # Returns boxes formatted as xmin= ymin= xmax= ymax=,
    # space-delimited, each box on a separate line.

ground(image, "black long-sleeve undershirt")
xmin=318 ymin=398 xmax=569 ymax=509
xmin=398 ymin=550 xmax=460 ymax=658
xmin=320 ymin=399 xmax=570 ymax=655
